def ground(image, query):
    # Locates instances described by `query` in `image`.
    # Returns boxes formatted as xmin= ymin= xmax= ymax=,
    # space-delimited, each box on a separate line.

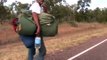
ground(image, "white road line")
xmin=68 ymin=39 xmax=107 ymax=60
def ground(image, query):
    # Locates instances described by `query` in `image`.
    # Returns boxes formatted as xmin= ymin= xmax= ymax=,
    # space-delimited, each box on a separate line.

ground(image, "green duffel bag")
xmin=17 ymin=17 xmax=36 ymax=35
xmin=39 ymin=13 xmax=58 ymax=36
xmin=17 ymin=12 xmax=58 ymax=36
xmin=41 ymin=20 xmax=58 ymax=36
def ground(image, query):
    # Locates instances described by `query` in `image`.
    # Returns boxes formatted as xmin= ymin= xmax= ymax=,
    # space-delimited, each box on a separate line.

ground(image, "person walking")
xmin=12 ymin=0 xmax=47 ymax=60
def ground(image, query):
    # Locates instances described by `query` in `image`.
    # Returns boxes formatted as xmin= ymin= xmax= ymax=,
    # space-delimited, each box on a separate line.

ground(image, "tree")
xmin=0 ymin=4 xmax=9 ymax=24
xmin=0 ymin=0 xmax=7 ymax=5
xmin=77 ymin=0 xmax=91 ymax=12
xmin=10 ymin=1 xmax=29 ymax=17
xmin=45 ymin=0 xmax=66 ymax=13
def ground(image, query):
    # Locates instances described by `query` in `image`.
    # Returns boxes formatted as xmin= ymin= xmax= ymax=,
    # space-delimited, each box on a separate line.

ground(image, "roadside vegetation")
xmin=0 ymin=0 xmax=107 ymax=25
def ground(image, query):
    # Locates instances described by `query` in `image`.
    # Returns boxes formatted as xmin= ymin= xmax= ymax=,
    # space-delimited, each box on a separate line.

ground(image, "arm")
xmin=32 ymin=12 xmax=41 ymax=35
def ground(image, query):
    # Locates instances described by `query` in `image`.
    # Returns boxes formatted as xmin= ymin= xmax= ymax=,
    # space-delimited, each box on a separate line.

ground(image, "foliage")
xmin=1 ymin=0 xmax=107 ymax=24
xmin=75 ymin=7 xmax=107 ymax=23
xmin=0 ymin=4 xmax=11 ymax=22
xmin=10 ymin=1 xmax=29 ymax=17
xmin=76 ymin=0 xmax=91 ymax=12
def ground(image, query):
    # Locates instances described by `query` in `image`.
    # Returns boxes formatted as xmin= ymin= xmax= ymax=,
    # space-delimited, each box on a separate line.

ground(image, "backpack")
xmin=17 ymin=10 xmax=58 ymax=36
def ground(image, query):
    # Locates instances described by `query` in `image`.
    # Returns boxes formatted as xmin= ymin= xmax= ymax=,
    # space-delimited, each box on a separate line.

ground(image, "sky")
xmin=66 ymin=0 xmax=107 ymax=10
xmin=4 ymin=0 xmax=107 ymax=10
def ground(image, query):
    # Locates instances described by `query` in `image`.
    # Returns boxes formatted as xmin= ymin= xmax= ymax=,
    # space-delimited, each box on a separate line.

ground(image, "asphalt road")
xmin=45 ymin=35 xmax=107 ymax=60
xmin=70 ymin=39 xmax=107 ymax=60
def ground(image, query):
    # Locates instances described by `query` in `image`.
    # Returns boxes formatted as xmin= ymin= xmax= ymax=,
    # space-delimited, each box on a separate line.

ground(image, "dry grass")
xmin=0 ymin=23 xmax=107 ymax=60
xmin=45 ymin=28 xmax=107 ymax=54
xmin=0 ymin=43 xmax=27 ymax=60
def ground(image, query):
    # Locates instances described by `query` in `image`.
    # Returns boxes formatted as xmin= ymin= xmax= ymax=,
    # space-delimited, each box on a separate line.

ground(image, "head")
xmin=36 ymin=0 xmax=44 ymax=5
